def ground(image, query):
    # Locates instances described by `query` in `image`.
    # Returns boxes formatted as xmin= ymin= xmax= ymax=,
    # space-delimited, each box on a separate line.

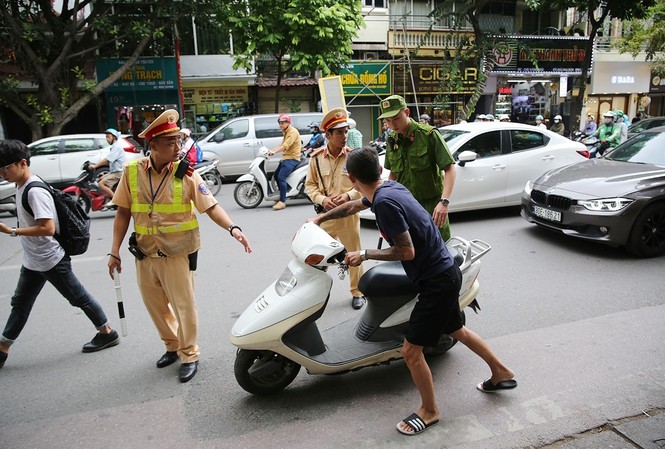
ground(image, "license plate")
xmin=532 ymin=205 xmax=562 ymax=222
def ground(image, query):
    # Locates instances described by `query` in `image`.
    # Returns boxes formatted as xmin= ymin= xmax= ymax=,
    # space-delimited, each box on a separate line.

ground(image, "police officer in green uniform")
xmin=380 ymin=95 xmax=456 ymax=241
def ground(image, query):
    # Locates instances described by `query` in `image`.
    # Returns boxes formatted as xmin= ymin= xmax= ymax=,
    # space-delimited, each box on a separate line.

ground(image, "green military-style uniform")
xmin=384 ymin=118 xmax=454 ymax=241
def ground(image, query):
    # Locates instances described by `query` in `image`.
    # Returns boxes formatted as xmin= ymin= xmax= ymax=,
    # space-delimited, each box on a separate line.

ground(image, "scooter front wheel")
xmin=234 ymin=349 xmax=301 ymax=396
xmin=233 ymin=181 xmax=264 ymax=209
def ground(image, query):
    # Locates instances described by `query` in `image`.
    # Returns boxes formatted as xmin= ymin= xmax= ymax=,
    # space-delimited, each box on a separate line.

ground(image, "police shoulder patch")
xmin=197 ymin=181 xmax=210 ymax=195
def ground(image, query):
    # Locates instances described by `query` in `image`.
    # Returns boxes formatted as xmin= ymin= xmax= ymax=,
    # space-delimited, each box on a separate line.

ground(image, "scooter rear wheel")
xmin=234 ymin=349 xmax=301 ymax=396
xmin=233 ymin=181 xmax=264 ymax=209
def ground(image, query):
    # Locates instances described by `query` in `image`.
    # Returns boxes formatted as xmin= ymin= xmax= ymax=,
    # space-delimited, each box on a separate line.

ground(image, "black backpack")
xmin=21 ymin=181 xmax=91 ymax=255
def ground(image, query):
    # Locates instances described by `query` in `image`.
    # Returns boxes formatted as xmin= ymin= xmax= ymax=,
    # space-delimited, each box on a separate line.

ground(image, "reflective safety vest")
xmin=127 ymin=160 xmax=199 ymax=237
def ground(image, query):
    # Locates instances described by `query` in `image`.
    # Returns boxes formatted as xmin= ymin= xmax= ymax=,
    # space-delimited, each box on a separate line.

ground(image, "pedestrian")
xmin=0 ymin=139 xmax=119 ymax=370
xmin=534 ymin=115 xmax=547 ymax=129
xmin=379 ymin=94 xmax=456 ymax=241
xmin=305 ymin=107 xmax=365 ymax=310
xmin=346 ymin=117 xmax=363 ymax=149
xmin=267 ymin=114 xmax=302 ymax=210
xmin=107 ymin=109 xmax=252 ymax=383
xmin=311 ymin=146 xmax=516 ymax=436
xmin=88 ymin=128 xmax=127 ymax=207
xmin=550 ymin=115 xmax=565 ymax=135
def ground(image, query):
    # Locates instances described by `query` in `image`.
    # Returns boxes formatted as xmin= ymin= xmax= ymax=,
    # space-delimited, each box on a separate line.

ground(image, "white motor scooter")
xmin=230 ymin=222 xmax=491 ymax=396
xmin=233 ymin=147 xmax=310 ymax=208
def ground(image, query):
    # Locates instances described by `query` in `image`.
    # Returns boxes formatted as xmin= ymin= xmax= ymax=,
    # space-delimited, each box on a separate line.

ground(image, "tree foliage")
xmin=618 ymin=0 xmax=665 ymax=75
xmin=223 ymin=0 xmax=364 ymax=112
xmin=0 ymin=0 xmax=221 ymax=140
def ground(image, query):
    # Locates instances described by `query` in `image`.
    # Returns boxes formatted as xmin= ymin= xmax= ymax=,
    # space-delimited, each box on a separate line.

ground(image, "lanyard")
xmin=148 ymin=168 xmax=170 ymax=214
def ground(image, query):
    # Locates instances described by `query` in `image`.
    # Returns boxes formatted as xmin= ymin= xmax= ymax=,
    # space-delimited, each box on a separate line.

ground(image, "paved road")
xmin=0 ymin=183 xmax=663 ymax=449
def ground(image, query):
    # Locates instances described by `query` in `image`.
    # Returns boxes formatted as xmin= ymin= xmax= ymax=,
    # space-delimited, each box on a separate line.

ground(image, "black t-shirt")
xmin=362 ymin=180 xmax=454 ymax=282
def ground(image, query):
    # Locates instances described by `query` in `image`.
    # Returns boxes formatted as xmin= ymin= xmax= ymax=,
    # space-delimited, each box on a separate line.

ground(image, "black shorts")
xmin=406 ymin=264 xmax=463 ymax=347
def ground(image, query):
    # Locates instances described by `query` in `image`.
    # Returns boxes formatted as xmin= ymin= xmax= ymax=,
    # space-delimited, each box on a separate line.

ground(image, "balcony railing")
xmin=388 ymin=29 xmax=475 ymax=52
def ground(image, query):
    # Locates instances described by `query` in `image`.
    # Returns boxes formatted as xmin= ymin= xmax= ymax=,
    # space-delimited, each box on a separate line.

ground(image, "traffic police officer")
xmin=379 ymin=95 xmax=456 ymax=241
xmin=107 ymin=109 xmax=252 ymax=383
xmin=305 ymin=107 xmax=365 ymax=309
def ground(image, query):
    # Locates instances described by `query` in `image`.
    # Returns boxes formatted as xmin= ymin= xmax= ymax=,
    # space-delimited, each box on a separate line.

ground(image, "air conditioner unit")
xmin=364 ymin=52 xmax=379 ymax=61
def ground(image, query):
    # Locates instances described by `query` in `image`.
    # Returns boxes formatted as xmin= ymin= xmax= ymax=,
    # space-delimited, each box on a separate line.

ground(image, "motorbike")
xmin=192 ymin=159 xmax=223 ymax=196
xmin=233 ymin=147 xmax=310 ymax=209
xmin=62 ymin=161 xmax=118 ymax=213
xmin=229 ymin=222 xmax=491 ymax=396
xmin=581 ymin=136 xmax=601 ymax=158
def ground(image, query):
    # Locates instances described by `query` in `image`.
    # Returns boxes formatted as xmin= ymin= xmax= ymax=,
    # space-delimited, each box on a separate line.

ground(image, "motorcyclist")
xmin=582 ymin=115 xmax=597 ymax=137
xmin=534 ymin=115 xmax=547 ymax=129
xmin=88 ymin=128 xmax=127 ymax=206
xmin=614 ymin=110 xmax=628 ymax=143
xmin=589 ymin=111 xmax=621 ymax=156
xmin=180 ymin=128 xmax=202 ymax=165
xmin=303 ymin=121 xmax=325 ymax=152
xmin=550 ymin=115 xmax=565 ymax=135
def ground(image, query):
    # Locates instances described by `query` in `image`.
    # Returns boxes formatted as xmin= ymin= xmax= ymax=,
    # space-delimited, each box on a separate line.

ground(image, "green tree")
xmin=224 ymin=0 xmax=364 ymax=113
xmin=618 ymin=0 xmax=665 ymax=76
xmin=0 ymin=0 xmax=221 ymax=140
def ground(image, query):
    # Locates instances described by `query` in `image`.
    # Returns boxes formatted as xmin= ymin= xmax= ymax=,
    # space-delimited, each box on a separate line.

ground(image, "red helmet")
xmin=278 ymin=114 xmax=291 ymax=123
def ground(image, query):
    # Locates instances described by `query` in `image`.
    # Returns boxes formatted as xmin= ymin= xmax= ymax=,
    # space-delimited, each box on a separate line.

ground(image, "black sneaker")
xmin=352 ymin=296 xmax=366 ymax=310
xmin=82 ymin=330 xmax=120 ymax=353
xmin=0 ymin=350 xmax=7 ymax=369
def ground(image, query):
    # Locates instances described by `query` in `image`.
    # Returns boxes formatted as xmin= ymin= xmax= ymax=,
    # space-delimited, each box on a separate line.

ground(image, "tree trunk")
xmin=274 ymin=57 xmax=283 ymax=113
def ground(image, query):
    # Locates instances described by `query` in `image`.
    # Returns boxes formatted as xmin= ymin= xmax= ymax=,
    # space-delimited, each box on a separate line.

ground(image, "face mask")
xmin=604 ymin=118 xmax=613 ymax=124
xmin=554 ymin=120 xmax=560 ymax=123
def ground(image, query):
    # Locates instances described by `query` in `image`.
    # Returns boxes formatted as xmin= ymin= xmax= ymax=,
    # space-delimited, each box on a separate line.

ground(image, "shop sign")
xmin=183 ymin=86 xmax=248 ymax=104
xmin=650 ymin=72 xmax=665 ymax=94
xmin=591 ymin=61 xmax=651 ymax=94
xmin=393 ymin=61 xmax=478 ymax=95
xmin=340 ymin=62 xmax=391 ymax=96
xmin=97 ymin=57 xmax=178 ymax=92
xmin=492 ymin=37 xmax=589 ymax=75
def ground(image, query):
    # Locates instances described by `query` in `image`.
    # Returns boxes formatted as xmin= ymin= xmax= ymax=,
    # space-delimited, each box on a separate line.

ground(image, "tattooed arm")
xmin=345 ymin=230 xmax=415 ymax=267
xmin=311 ymin=199 xmax=368 ymax=225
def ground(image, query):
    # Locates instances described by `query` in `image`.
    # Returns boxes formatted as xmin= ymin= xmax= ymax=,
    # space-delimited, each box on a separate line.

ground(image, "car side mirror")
xmin=213 ymin=133 xmax=225 ymax=143
xmin=457 ymin=150 xmax=477 ymax=167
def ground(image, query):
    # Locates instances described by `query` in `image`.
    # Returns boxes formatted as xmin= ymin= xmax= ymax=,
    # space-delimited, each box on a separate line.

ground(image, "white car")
xmin=360 ymin=122 xmax=588 ymax=219
xmin=28 ymin=133 xmax=143 ymax=189
xmin=0 ymin=179 xmax=16 ymax=215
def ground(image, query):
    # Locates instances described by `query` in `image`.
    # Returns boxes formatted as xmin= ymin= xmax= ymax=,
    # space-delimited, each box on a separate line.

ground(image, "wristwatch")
xmin=10 ymin=227 xmax=17 ymax=237
xmin=439 ymin=198 xmax=450 ymax=207
xmin=360 ymin=249 xmax=368 ymax=261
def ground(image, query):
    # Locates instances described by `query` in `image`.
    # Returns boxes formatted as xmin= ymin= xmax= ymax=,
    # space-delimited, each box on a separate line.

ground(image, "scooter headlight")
xmin=275 ymin=267 xmax=297 ymax=296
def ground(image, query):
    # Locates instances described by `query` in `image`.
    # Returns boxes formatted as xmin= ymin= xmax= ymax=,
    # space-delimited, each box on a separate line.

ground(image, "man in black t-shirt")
xmin=312 ymin=146 xmax=517 ymax=436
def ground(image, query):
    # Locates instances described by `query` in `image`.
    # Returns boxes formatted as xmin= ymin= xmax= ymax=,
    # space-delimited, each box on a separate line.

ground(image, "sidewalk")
xmin=542 ymin=409 xmax=665 ymax=449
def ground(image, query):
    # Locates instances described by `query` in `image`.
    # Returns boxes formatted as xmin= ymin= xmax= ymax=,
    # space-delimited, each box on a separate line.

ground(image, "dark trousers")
xmin=274 ymin=159 xmax=299 ymax=202
xmin=1 ymin=256 xmax=109 ymax=344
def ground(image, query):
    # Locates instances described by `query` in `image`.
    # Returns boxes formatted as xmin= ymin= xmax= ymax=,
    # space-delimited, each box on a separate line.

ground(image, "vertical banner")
xmin=175 ymin=38 xmax=185 ymax=119
xmin=318 ymin=76 xmax=346 ymax=113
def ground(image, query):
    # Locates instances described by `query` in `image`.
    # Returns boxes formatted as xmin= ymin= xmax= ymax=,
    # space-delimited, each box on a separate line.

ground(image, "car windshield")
xmin=604 ymin=131 xmax=665 ymax=166
xmin=439 ymin=129 xmax=469 ymax=147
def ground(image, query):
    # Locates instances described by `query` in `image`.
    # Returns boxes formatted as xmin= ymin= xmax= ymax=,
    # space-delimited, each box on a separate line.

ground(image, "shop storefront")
xmin=340 ymin=61 xmax=392 ymax=141
xmin=588 ymin=61 xmax=651 ymax=121
xmin=97 ymin=57 xmax=180 ymax=144
xmin=490 ymin=36 xmax=589 ymax=127
xmin=180 ymin=55 xmax=255 ymax=138
xmin=646 ymin=71 xmax=665 ymax=117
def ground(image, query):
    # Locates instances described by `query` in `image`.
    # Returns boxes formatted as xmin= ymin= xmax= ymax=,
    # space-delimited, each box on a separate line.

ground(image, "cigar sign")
xmin=492 ymin=37 xmax=590 ymax=75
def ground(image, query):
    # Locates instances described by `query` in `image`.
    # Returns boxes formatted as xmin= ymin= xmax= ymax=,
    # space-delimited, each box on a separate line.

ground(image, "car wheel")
xmin=626 ymin=202 xmax=665 ymax=258
xmin=233 ymin=181 xmax=263 ymax=209
xmin=93 ymin=166 xmax=109 ymax=183
xmin=234 ymin=349 xmax=301 ymax=396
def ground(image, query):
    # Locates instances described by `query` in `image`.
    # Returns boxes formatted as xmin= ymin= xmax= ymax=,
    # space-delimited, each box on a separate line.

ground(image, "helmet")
xmin=420 ymin=114 xmax=431 ymax=121
xmin=477 ymin=114 xmax=486 ymax=120
xmin=347 ymin=118 xmax=356 ymax=129
xmin=614 ymin=110 xmax=624 ymax=117
xmin=277 ymin=114 xmax=291 ymax=123
xmin=603 ymin=111 xmax=615 ymax=118
xmin=588 ymin=114 xmax=594 ymax=120
xmin=535 ymin=115 xmax=544 ymax=121
xmin=307 ymin=121 xmax=320 ymax=129
xmin=105 ymin=128 xmax=120 ymax=139
xmin=554 ymin=115 xmax=562 ymax=121
xmin=180 ymin=128 xmax=192 ymax=137
xmin=485 ymin=114 xmax=495 ymax=120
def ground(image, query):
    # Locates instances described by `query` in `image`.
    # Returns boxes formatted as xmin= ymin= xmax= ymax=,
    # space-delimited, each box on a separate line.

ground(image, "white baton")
xmin=113 ymin=268 xmax=128 ymax=337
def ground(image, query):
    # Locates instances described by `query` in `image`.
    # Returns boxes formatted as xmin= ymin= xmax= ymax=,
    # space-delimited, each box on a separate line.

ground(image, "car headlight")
xmin=275 ymin=267 xmax=297 ymax=296
xmin=577 ymin=198 xmax=633 ymax=211
xmin=523 ymin=180 xmax=533 ymax=195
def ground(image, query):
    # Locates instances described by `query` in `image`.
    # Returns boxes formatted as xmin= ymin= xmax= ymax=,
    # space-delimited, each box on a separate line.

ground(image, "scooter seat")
xmin=358 ymin=261 xmax=418 ymax=297
xmin=358 ymin=247 xmax=463 ymax=298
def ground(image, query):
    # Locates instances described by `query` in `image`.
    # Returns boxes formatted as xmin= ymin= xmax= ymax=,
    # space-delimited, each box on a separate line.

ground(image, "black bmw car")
xmin=521 ymin=126 xmax=665 ymax=257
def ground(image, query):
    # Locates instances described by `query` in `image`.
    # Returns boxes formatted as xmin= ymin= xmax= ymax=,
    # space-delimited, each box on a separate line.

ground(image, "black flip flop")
xmin=396 ymin=413 xmax=439 ymax=436
xmin=477 ymin=378 xmax=518 ymax=393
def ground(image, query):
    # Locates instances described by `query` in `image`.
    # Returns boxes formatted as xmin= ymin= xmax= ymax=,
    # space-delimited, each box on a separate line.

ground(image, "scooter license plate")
xmin=532 ymin=205 xmax=561 ymax=222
